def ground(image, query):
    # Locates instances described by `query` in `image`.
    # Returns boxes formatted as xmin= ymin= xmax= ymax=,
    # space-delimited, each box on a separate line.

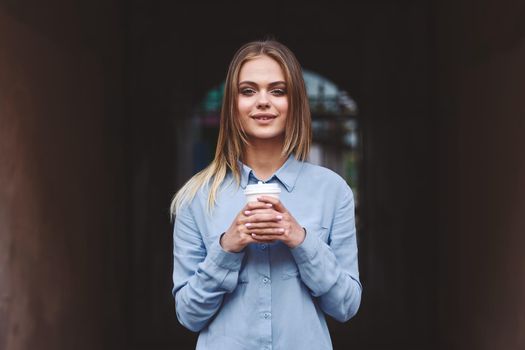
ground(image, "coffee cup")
xmin=243 ymin=181 xmax=281 ymax=203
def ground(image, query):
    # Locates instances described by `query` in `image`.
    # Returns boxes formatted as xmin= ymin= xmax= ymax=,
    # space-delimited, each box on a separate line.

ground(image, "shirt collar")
xmin=239 ymin=154 xmax=304 ymax=192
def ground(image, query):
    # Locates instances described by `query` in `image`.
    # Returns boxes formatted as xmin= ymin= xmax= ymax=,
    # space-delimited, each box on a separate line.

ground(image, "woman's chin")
xmin=245 ymin=134 xmax=285 ymax=146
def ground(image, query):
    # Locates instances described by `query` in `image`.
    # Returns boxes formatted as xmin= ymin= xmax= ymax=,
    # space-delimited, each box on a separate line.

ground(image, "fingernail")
xmin=251 ymin=233 xmax=257 ymax=237
xmin=245 ymin=223 xmax=252 ymax=227
xmin=279 ymin=228 xmax=285 ymax=232
xmin=266 ymin=203 xmax=273 ymax=207
xmin=245 ymin=210 xmax=251 ymax=215
xmin=276 ymin=215 xmax=283 ymax=220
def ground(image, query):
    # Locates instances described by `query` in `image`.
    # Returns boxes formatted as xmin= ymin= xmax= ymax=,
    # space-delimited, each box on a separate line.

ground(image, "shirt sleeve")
xmin=172 ymin=203 xmax=245 ymax=332
xmin=290 ymin=182 xmax=362 ymax=322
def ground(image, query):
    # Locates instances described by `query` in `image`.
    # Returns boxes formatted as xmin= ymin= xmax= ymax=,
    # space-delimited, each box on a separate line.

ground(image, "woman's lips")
xmin=251 ymin=114 xmax=277 ymax=123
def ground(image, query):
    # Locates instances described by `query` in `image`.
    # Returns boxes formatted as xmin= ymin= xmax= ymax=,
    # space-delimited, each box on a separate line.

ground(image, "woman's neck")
xmin=242 ymin=139 xmax=287 ymax=181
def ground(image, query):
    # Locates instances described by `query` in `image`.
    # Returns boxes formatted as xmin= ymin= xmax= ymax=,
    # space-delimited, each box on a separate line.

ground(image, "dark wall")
xmin=0 ymin=2 xmax=126 ymax=350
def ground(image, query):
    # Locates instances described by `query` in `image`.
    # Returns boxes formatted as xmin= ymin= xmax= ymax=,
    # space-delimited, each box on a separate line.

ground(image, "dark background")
xmin=1 ymin=0 xmax=525 ymax=349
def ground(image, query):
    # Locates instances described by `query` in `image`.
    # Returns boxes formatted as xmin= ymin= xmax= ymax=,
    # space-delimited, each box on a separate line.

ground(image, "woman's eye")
xmin=271 ymin=89 xmax=286 ymax=96
xmin=240 ymin=88 xmax=256 ymax=96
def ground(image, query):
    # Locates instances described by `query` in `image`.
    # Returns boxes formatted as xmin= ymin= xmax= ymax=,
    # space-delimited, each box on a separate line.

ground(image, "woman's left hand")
xmin=243 ymin=195 xmax=305 ymax=248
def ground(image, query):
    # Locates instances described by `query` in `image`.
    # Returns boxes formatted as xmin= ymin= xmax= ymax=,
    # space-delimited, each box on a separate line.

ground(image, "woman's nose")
xmin=256 ymin=92 xmax=270 ymax=109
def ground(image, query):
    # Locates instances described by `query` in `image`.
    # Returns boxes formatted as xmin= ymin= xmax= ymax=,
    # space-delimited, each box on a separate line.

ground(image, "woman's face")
xmin=237 ymin=55 xmax=288 ymax=145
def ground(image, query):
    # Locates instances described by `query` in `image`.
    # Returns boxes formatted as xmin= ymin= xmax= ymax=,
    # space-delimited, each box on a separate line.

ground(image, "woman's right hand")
xmin=220 ymin=201 xmax=279 ymax=253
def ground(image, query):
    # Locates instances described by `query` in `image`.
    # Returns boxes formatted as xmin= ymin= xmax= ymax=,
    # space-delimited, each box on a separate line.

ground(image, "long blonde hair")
xmin=170 ymin=39 xmax=311 ymax=217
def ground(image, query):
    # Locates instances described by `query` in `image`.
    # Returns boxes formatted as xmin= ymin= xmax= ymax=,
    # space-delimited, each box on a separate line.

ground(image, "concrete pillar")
xmin=435 ymin=1 xmax=525 ymax=349
xmin=0 ymin=2 xmax=126 ymax=349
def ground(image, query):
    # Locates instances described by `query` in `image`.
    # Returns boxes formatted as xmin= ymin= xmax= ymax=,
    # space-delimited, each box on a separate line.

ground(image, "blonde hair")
xmin=170 ymin=39 xmax=311 ymax=217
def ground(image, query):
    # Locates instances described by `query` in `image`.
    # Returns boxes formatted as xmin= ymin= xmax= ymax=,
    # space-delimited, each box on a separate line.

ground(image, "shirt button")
xmin=262 ymin=277 xmax=270 ymax=284
xmin=264 ymin=312 xmax=271 ymax=319
xmin=260 ymin=244 xmax=267 ymax=250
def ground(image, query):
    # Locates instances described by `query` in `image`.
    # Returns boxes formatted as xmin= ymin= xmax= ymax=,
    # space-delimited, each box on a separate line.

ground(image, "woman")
xmin=171 ymin=39 xmax=361 ymax=349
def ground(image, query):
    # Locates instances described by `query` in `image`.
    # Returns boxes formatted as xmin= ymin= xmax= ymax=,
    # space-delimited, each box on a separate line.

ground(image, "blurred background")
xmin=1 ymin=0 xmax=524 ymax=349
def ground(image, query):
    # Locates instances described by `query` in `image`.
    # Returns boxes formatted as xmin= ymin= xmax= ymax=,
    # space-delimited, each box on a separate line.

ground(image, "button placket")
xmin=255 ymin=237 xmax=272 ymax=343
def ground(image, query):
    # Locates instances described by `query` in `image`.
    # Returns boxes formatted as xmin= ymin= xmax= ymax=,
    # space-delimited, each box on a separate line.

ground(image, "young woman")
xmin=171 ymin=39 xmax=361 ymax=350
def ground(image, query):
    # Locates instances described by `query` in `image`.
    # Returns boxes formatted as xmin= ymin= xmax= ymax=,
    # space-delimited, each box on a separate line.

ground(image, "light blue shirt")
xmin=172 ymin=155 xmax=362 ymax=350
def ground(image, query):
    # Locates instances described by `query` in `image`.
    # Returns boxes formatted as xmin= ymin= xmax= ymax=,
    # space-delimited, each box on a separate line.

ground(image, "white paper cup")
xmin=244 ymin=181 xmax=281 ymax=203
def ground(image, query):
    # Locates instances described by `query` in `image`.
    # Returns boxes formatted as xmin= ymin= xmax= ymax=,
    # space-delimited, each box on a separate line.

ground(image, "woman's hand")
xmin=244 ymin=196 xmax=306 ymax=248
xmin=220 ymin=201 xmax=276 ymax=253
xmin=221 ymin=196 xmax=305 ymax=252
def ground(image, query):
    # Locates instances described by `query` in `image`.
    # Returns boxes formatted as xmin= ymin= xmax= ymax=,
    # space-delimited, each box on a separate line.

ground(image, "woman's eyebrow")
xmin=268 ymin=81 xmax=286 ymax=87
xmin=238 ymin=80 xmax=286 ymax=86
xmin=238 ymin=80 xmax=256 ymax=86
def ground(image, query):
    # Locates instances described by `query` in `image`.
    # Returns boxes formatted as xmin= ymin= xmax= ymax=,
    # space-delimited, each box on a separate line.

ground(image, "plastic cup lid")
xmin=244 ymin=181 xmax=281 ymax=195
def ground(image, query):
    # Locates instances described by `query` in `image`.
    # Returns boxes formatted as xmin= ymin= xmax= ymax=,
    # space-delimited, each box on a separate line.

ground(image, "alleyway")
xmin=1 ymin=1 xmax=524 ymax=349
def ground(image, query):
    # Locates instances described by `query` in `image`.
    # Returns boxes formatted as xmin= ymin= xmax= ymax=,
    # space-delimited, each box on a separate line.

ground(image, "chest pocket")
xmin=281 ymin=221 xmax=330 ymax=280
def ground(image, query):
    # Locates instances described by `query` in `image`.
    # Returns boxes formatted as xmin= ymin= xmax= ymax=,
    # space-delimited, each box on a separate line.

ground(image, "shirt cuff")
xmin=207 ymin=234 xmax=245 ymax=271
xmin=290 ymin=227 xmax=321 ymax=265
